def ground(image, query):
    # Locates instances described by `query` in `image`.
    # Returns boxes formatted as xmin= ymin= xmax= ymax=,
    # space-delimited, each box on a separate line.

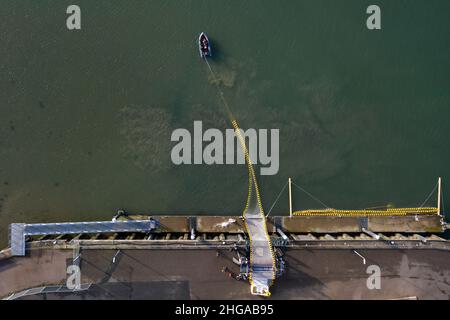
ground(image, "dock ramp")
xmin=9 ymin=220 xmax=156 ymax=256
xmin=245 ymin=215 xmax=276 ymax=295
xmin=235 ymin=123 xmax=276 ymax=296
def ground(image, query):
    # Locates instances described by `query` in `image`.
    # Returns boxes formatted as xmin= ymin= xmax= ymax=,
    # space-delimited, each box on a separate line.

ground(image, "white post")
xmin=437 ymin=177 xmax=442 ymax=215
xmin=288 ymin=177 xmax=293 ymax=217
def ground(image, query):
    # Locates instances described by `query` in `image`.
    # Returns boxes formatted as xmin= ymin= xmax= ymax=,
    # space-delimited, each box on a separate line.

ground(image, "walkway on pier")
xmin=9 ymin=220 xmax=157 ymax=256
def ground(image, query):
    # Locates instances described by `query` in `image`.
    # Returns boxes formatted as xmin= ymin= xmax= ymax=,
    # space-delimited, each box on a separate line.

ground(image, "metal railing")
xmin=3 ymin=283 xmax=92 ymax=300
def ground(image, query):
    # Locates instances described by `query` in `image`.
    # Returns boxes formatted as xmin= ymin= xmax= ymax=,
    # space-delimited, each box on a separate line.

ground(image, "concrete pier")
xmin=143 ymin=214 xmax=446 ymax=234
xmin=1 ymin=213 xmax=448 ymax=299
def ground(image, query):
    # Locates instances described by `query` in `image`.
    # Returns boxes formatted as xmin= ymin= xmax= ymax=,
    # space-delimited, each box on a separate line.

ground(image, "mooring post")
xmin=288 ymin=177 xmax=293 ymax=217
xmin=437 ymin=177 xmax=442 ymax=215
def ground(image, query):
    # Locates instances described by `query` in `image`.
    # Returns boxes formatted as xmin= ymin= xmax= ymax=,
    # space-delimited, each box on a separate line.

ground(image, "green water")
xmin=0 ymin=0 xmax=449 ymax=247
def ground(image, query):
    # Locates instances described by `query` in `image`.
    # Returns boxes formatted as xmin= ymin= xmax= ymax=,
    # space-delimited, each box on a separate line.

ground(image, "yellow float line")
xmin=292 ymin=207 xmax=438 ymax=217
xmin=233 ymin=120 xmax=276 ymax=296
xmin=207 ymin=60 xmax=275 ymax=296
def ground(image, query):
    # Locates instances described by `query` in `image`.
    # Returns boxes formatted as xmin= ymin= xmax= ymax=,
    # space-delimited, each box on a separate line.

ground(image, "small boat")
xmin=198 ymin=32 xmax=212 ymax=58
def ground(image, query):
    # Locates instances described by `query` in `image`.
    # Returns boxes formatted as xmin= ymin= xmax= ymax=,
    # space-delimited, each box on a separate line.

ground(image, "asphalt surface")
xmin=2 ymin=246 xmax=449 ymax=299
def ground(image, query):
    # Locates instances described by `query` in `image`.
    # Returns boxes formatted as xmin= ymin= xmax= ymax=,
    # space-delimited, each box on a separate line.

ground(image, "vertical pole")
xmin=437 ymin=177 xmax=442 ymax=215
xmin=288 ymin=178 xmax=293 ymax=217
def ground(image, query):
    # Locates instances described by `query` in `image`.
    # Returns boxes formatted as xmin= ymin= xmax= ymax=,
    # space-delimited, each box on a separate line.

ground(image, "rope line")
xmin=419 ymin=182 xmax=438 ymax=208
xmin=204 ymin=57 xmax=275 ymax=296
xmin=291 ymin=181 xmax=330 ymax=209
xmin=292 ymin=207 xmax=437 ymax=217
xmin=266 ymin=181 xmax=288 ymax=217
xmin=290 ymin=181 xmax=439 ymax=217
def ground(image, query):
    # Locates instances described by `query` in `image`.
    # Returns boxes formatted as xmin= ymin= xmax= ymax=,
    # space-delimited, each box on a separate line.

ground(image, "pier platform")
xmin=5 ymin=213 xmax=446 ymax=257
xmin=129 ymin=214 xmax=446 ymax=234
xmin=1 ymin=212 xmax=448 ymax=299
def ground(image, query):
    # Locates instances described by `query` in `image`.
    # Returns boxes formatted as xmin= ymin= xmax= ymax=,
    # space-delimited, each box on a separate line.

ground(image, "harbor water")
xmin=0 ymin=0 xmax=449 ymax=247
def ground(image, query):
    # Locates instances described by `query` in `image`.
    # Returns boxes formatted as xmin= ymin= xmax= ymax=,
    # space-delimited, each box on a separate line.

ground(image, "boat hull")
xmin=198 ymin=32 xmax=212 ymax=58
